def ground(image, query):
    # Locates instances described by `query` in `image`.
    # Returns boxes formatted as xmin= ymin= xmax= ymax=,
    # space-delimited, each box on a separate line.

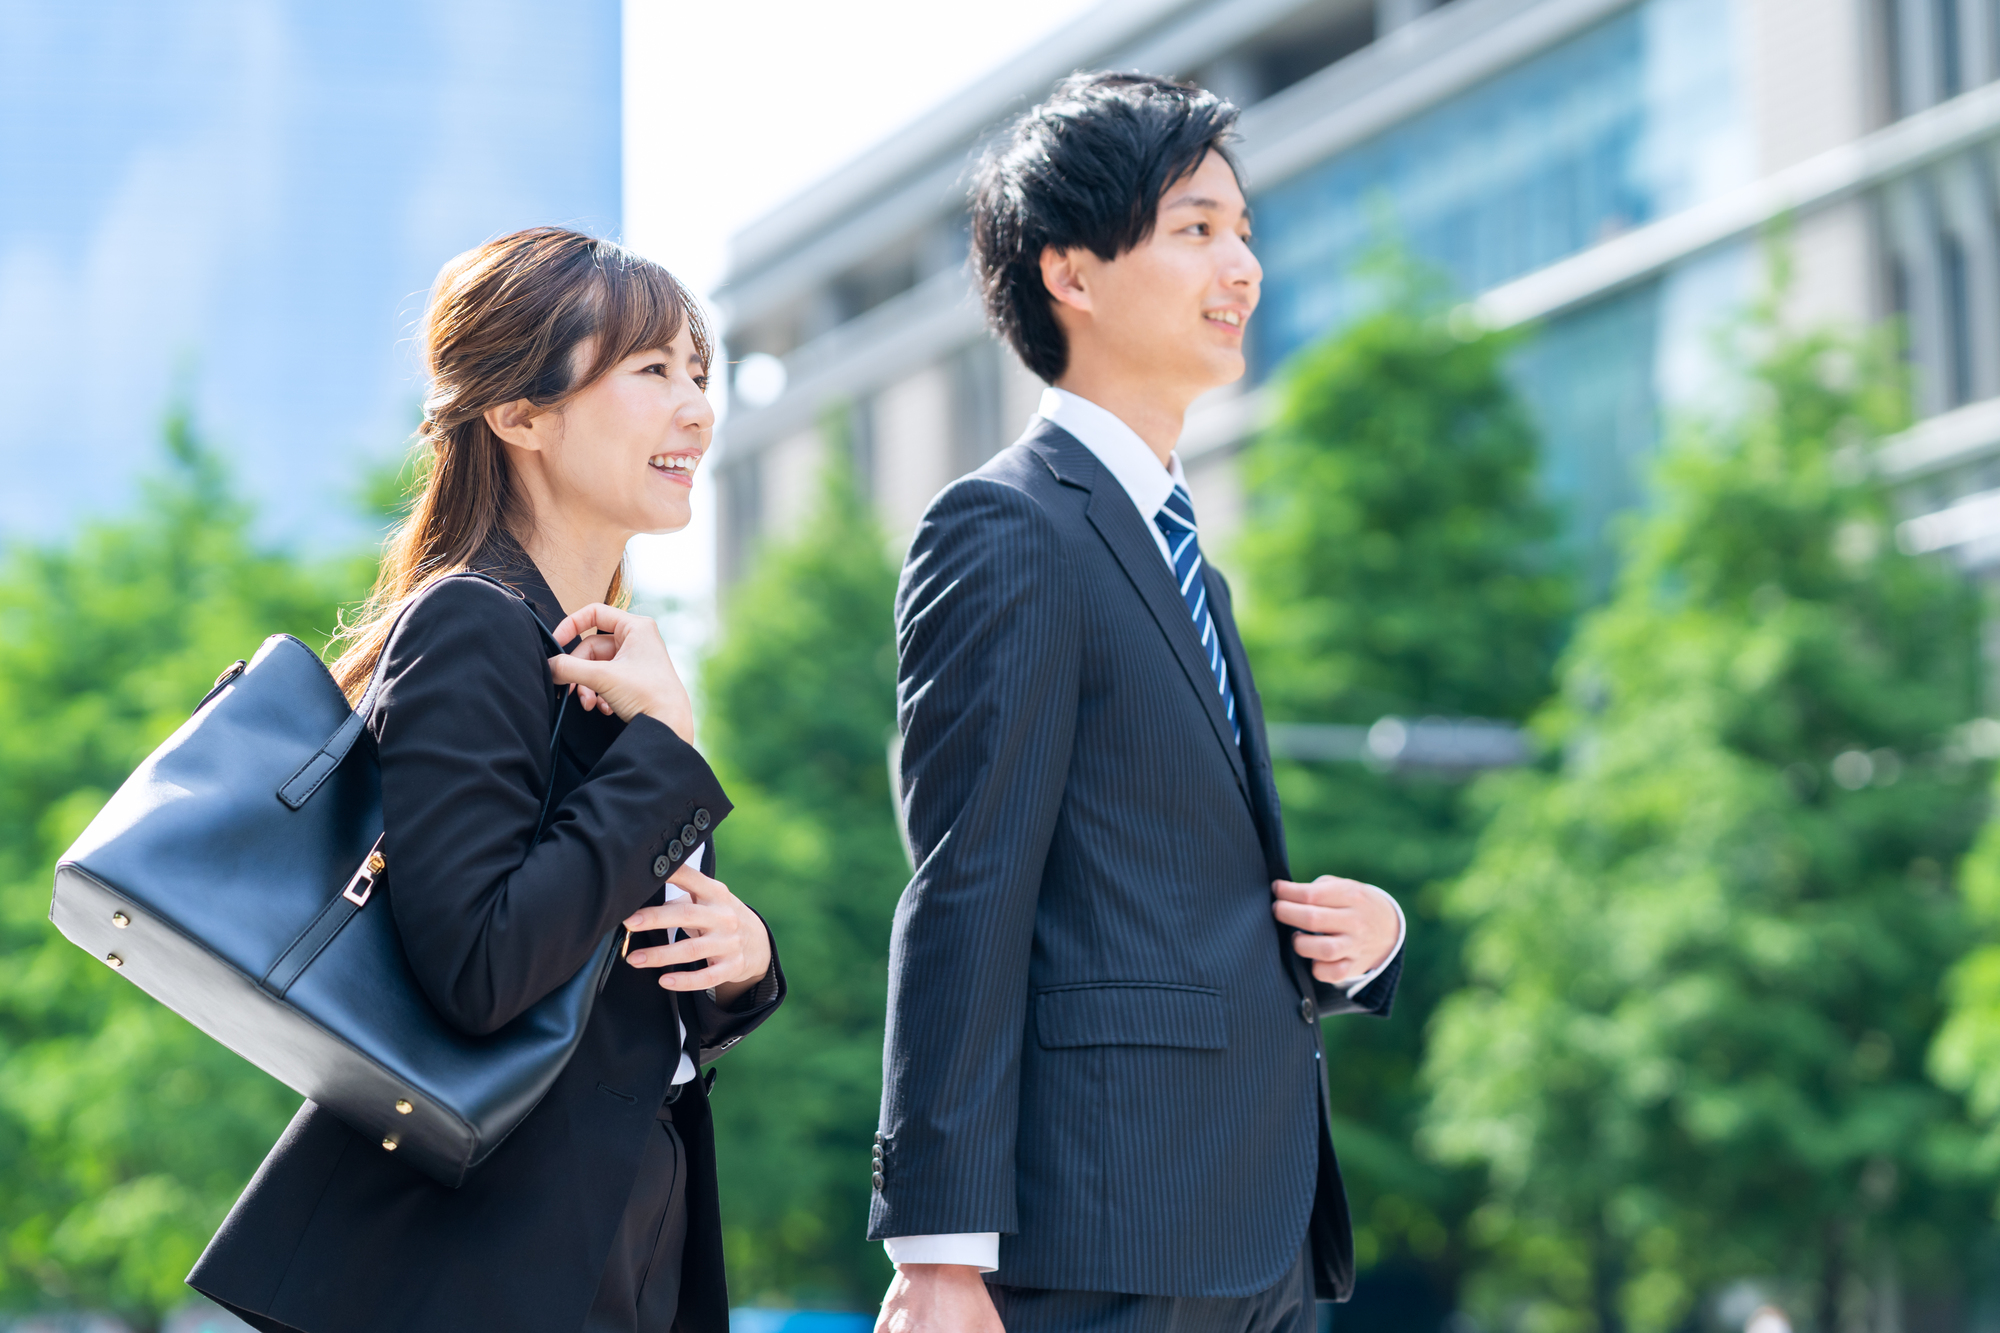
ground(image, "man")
xmin=871 ymin=73 xmax=1405 ymax=1333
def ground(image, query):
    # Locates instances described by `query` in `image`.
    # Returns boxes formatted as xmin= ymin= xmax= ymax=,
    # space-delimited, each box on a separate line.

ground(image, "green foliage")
xmin=702 ymin=444 xmax=903 ymax=1308
xmin=0 ymin=413 xmax=365 ymax=1325
xmin=1422 ymin=311 xmax=1989 ymax=1333
xmin=1235 ymin=280 xmax=1574 ymax=1295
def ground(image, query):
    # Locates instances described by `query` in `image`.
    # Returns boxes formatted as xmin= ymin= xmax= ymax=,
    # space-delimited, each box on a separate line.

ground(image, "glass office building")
xmin=1250 ymin=0 xmax=1751 ymax=574
xmin=0 ymin=0 xmax=622 ymax=550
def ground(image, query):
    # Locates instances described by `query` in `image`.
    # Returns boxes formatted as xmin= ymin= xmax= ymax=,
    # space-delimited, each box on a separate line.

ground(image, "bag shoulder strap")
xmin=277 ymin=572 xmax=572 ymax=812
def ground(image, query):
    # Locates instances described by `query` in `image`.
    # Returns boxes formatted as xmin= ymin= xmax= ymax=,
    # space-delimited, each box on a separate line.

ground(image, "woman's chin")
xmin=637 ymin=503 xmax=693 ymax=537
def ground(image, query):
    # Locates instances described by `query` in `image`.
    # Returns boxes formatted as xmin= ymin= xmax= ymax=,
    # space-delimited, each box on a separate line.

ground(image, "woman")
xmin=188 ymin=227 xmax=782 ymax=1333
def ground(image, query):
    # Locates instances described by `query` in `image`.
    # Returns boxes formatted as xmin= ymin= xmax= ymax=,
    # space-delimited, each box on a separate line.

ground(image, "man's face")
xmin=1047 ymin=149 xmax=1261 ymax=399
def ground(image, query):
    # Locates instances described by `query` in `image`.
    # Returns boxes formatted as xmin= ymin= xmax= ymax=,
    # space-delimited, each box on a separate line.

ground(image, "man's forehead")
xmin=1160 ymin=153 xmax=1248 ymax=216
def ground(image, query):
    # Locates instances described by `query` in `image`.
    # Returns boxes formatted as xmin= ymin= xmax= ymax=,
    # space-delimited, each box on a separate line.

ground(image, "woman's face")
xmin=536 ymin=325 xmax=713 ymax=538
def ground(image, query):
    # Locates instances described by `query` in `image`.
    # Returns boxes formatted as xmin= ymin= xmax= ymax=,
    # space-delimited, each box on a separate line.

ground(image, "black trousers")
xmin=584 ymin=1108 xmax=688 ymax=1333
xmin=987 ymin=1246 xmax=1316 ymax=1333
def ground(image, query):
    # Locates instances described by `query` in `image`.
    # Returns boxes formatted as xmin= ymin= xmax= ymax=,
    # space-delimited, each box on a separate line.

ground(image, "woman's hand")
xmin=621 ymin=862 xmax=774 ymax=1006
xmin=546 ymin=603 xmax=693 ymax=742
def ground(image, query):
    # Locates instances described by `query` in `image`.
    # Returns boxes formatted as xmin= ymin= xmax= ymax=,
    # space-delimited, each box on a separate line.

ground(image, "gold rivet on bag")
xmin=381 ymin=1137 xmax=398 ymax=1151
xmin=395 ymin=1099 xmax=413 ymax=1115
xmin=105 ymin=954 xmax=123 ymax=968
xmin=367 ymin=851 xmax=386 ymax=875
xmin=111 ymin=912 xmax=129 ymax=928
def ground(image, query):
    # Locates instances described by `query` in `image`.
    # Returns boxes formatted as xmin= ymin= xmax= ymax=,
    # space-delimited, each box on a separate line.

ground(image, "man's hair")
xmin=970 ymin=72 xmax=1242 ymax=384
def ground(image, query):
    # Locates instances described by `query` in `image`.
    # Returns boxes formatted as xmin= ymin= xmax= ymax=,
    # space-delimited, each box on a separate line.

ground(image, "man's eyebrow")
xmin=1163 ymin=193 xmax=1253 ymax=225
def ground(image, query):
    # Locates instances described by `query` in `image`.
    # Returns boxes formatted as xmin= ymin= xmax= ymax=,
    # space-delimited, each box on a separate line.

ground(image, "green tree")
xmin=0 ymin=415 xmax=366 ymax=1326
xmin=1421 ymin=309 xmax=1989 ymax=1333
xmin=1233 ymin=281 xmax=1573 ymax=1313
xmin=702 ymin=445 xmax=903 ymax=1308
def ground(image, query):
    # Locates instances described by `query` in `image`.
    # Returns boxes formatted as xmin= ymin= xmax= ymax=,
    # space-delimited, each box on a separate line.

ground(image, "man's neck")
xmin=1051 ymin=374 xmax=1186 ymax=469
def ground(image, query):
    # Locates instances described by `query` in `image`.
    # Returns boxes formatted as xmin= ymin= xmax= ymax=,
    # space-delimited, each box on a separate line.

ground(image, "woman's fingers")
xmin=628 ymin=933 xmax=734 ymax=970
xmin=667 ymin=861 xmax=725 ymax=901
xmin=656 ymin=960 xmax=747 ymax=992
xmin=623 ymin=899 xmax=730 ymax=935
xmin=549 ymin=602 xmax=634 ymax=647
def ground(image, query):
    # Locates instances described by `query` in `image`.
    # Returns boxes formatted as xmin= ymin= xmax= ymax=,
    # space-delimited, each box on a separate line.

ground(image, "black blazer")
xmin=189 ymin=549 xmax=784 ymax=1333
xmin=868 ymin=421 xmax=1397 ymax=1301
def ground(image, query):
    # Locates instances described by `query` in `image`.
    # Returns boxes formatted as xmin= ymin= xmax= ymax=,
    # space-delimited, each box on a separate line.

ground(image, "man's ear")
xmin=485 ymin=398 xmax=549 ymax=452
xmin=1040 ymin=245 xmax=1093 ymax=318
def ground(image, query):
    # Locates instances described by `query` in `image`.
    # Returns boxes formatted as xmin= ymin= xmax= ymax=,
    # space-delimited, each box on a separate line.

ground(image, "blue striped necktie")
xmin=1152 ymin=484 xmax=1239 ymax=743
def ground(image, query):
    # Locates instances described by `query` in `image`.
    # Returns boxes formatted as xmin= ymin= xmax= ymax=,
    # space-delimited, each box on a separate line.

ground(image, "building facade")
xmin=714 ymin=0 xmax=2000 ymax=590
xmin=0 ymin=0 xmax=622 ymax=551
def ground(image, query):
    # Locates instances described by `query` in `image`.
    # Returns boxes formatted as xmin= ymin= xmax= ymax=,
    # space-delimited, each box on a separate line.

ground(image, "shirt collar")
xmin=1037 ymin=387 xmax=1187 ymax=523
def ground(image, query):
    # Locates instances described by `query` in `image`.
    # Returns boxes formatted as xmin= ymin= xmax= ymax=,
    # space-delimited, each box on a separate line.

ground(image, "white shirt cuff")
xmin=883 ymin=1233 xmax=1000 ymax=1271
xmin=1339 ymin=885 xmax=1407 ymax=996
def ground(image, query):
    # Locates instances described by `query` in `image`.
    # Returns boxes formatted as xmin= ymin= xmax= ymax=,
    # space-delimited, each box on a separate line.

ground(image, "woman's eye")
xmin=644 ymin=363 xmax=668 ymax=376
xmin=694 ymin=376 xmax=710 ymax=393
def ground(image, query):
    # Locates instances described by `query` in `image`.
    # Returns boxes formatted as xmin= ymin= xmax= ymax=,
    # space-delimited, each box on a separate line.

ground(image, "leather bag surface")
xmin=49 ymin=575 xmax=615 ymax=1187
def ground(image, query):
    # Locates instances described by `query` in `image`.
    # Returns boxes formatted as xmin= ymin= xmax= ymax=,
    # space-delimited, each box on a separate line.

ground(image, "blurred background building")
xmin=713 ymin=0 xmax=2000 ymax=588
xmin=0 ymin=0 xmax=622 ymax=551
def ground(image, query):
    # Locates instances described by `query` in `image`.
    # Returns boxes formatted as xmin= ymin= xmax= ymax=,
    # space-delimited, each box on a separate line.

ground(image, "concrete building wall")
xmin=874 ymin=365 xmax=958 ymax=541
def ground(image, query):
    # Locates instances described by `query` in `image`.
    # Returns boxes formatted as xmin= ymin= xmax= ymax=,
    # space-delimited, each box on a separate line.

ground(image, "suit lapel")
xmin=1206 ymin=565 xmax=1291 ymax=880
xmin=1026 ymin=423 xmax=1249 ymax=794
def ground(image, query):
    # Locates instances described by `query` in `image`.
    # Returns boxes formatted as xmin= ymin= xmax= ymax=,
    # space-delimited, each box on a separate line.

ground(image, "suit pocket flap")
xmin=1034 ymin=983 xmax=1226 ymax=1050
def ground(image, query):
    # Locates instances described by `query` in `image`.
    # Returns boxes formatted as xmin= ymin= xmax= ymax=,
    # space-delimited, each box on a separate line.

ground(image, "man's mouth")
xmin=649 ymin=452 xmax=699 ymax=483
xmin=1205 ymin=309 xmax=1245 ymax=329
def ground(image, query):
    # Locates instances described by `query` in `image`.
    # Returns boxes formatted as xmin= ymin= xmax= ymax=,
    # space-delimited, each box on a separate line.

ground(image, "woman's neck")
xmin=516 ymin=522 xmax=626 ymax=617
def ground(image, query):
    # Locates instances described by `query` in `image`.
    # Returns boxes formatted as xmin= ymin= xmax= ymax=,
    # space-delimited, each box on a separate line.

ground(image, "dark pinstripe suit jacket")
xmin=869 ymin=420 xmax=1399 ymax=1301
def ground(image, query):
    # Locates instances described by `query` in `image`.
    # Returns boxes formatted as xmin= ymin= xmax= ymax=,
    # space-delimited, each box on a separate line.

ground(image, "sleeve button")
xmin=668 ymin=842 xmax=684 ymax=863
xmin=1299 ymin=996 xmax=1317 ymax=1023
xmin=652 ymin=855 xmax=671 ymax=878
xmin=872 ymin=1171 xmax=885 ymax=1190
xmin=694 ymin=808 xmax=712 ymax=830
xmin=680 ymin=824 xmax=698 ymax=846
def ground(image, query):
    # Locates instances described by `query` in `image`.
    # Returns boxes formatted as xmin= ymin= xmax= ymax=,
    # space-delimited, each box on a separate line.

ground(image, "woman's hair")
xmin=971 ymin=72 xmax=1240 ymax=383
xmin=328 ymin=226 xmax=710 ymax=700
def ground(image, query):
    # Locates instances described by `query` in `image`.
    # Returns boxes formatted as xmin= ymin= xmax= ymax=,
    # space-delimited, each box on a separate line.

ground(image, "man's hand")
xmin=1272 ymin=876 xmax=1400 ymax=986
xmin=877 ymin=1264 xmax=1003 ymax=1333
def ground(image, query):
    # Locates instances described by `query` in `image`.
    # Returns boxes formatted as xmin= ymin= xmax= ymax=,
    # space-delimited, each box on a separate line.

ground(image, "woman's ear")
xmin=485 ymin=398 xmax=551 ymax=452
xmin=1040 ymin=245 xmax=1093 ymax=317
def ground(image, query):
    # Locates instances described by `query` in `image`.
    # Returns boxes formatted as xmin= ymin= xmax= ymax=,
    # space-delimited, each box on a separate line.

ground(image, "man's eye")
xmin=1188 ymin=222 xmax=1210 ymax=236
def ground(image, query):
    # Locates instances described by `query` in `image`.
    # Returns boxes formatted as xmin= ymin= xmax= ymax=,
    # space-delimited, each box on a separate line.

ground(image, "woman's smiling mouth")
xmin=649 ymin=451 xmax=699 ymax=485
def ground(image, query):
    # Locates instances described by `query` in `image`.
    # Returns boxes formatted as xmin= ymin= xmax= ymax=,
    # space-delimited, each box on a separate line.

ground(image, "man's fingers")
xmin=1292 ymin=931 xmax=1358 ymax=968
xmin=1273 ymin=899 xmax=1353 ymax=932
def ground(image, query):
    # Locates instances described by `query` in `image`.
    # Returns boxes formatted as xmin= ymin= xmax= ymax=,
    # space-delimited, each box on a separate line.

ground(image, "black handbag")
xmin=49 ymin=573 xmax=616 ymax=1188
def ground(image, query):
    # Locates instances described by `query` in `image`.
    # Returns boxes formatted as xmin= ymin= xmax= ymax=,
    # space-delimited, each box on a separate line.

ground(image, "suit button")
xmin=668 ymin=841 xmax=684 ymax=863
xmin=694 ymin=808 xmax=712 ymax=831
xmin=681 ymin=824 xmax=698 ymax=847
xmin=872 ymin=1149 xmax=884 ymax=1166
xmin=652 ymin=855 xmax=671 ymax=878
xmin=1300 ymin=997 xmax=1317 ymax=1023
xmin=874 ymin=1131 xmax=885 ymax=1144
xmin=872 ymin=1171 xmax=885 ymax=1190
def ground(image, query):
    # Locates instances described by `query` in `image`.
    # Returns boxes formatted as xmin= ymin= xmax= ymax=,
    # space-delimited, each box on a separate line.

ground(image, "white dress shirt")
xmin=882 ymin=388 xmax=1406 ymax=1274
xmin=664 ymin=858 xmax=703 ymax=1087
